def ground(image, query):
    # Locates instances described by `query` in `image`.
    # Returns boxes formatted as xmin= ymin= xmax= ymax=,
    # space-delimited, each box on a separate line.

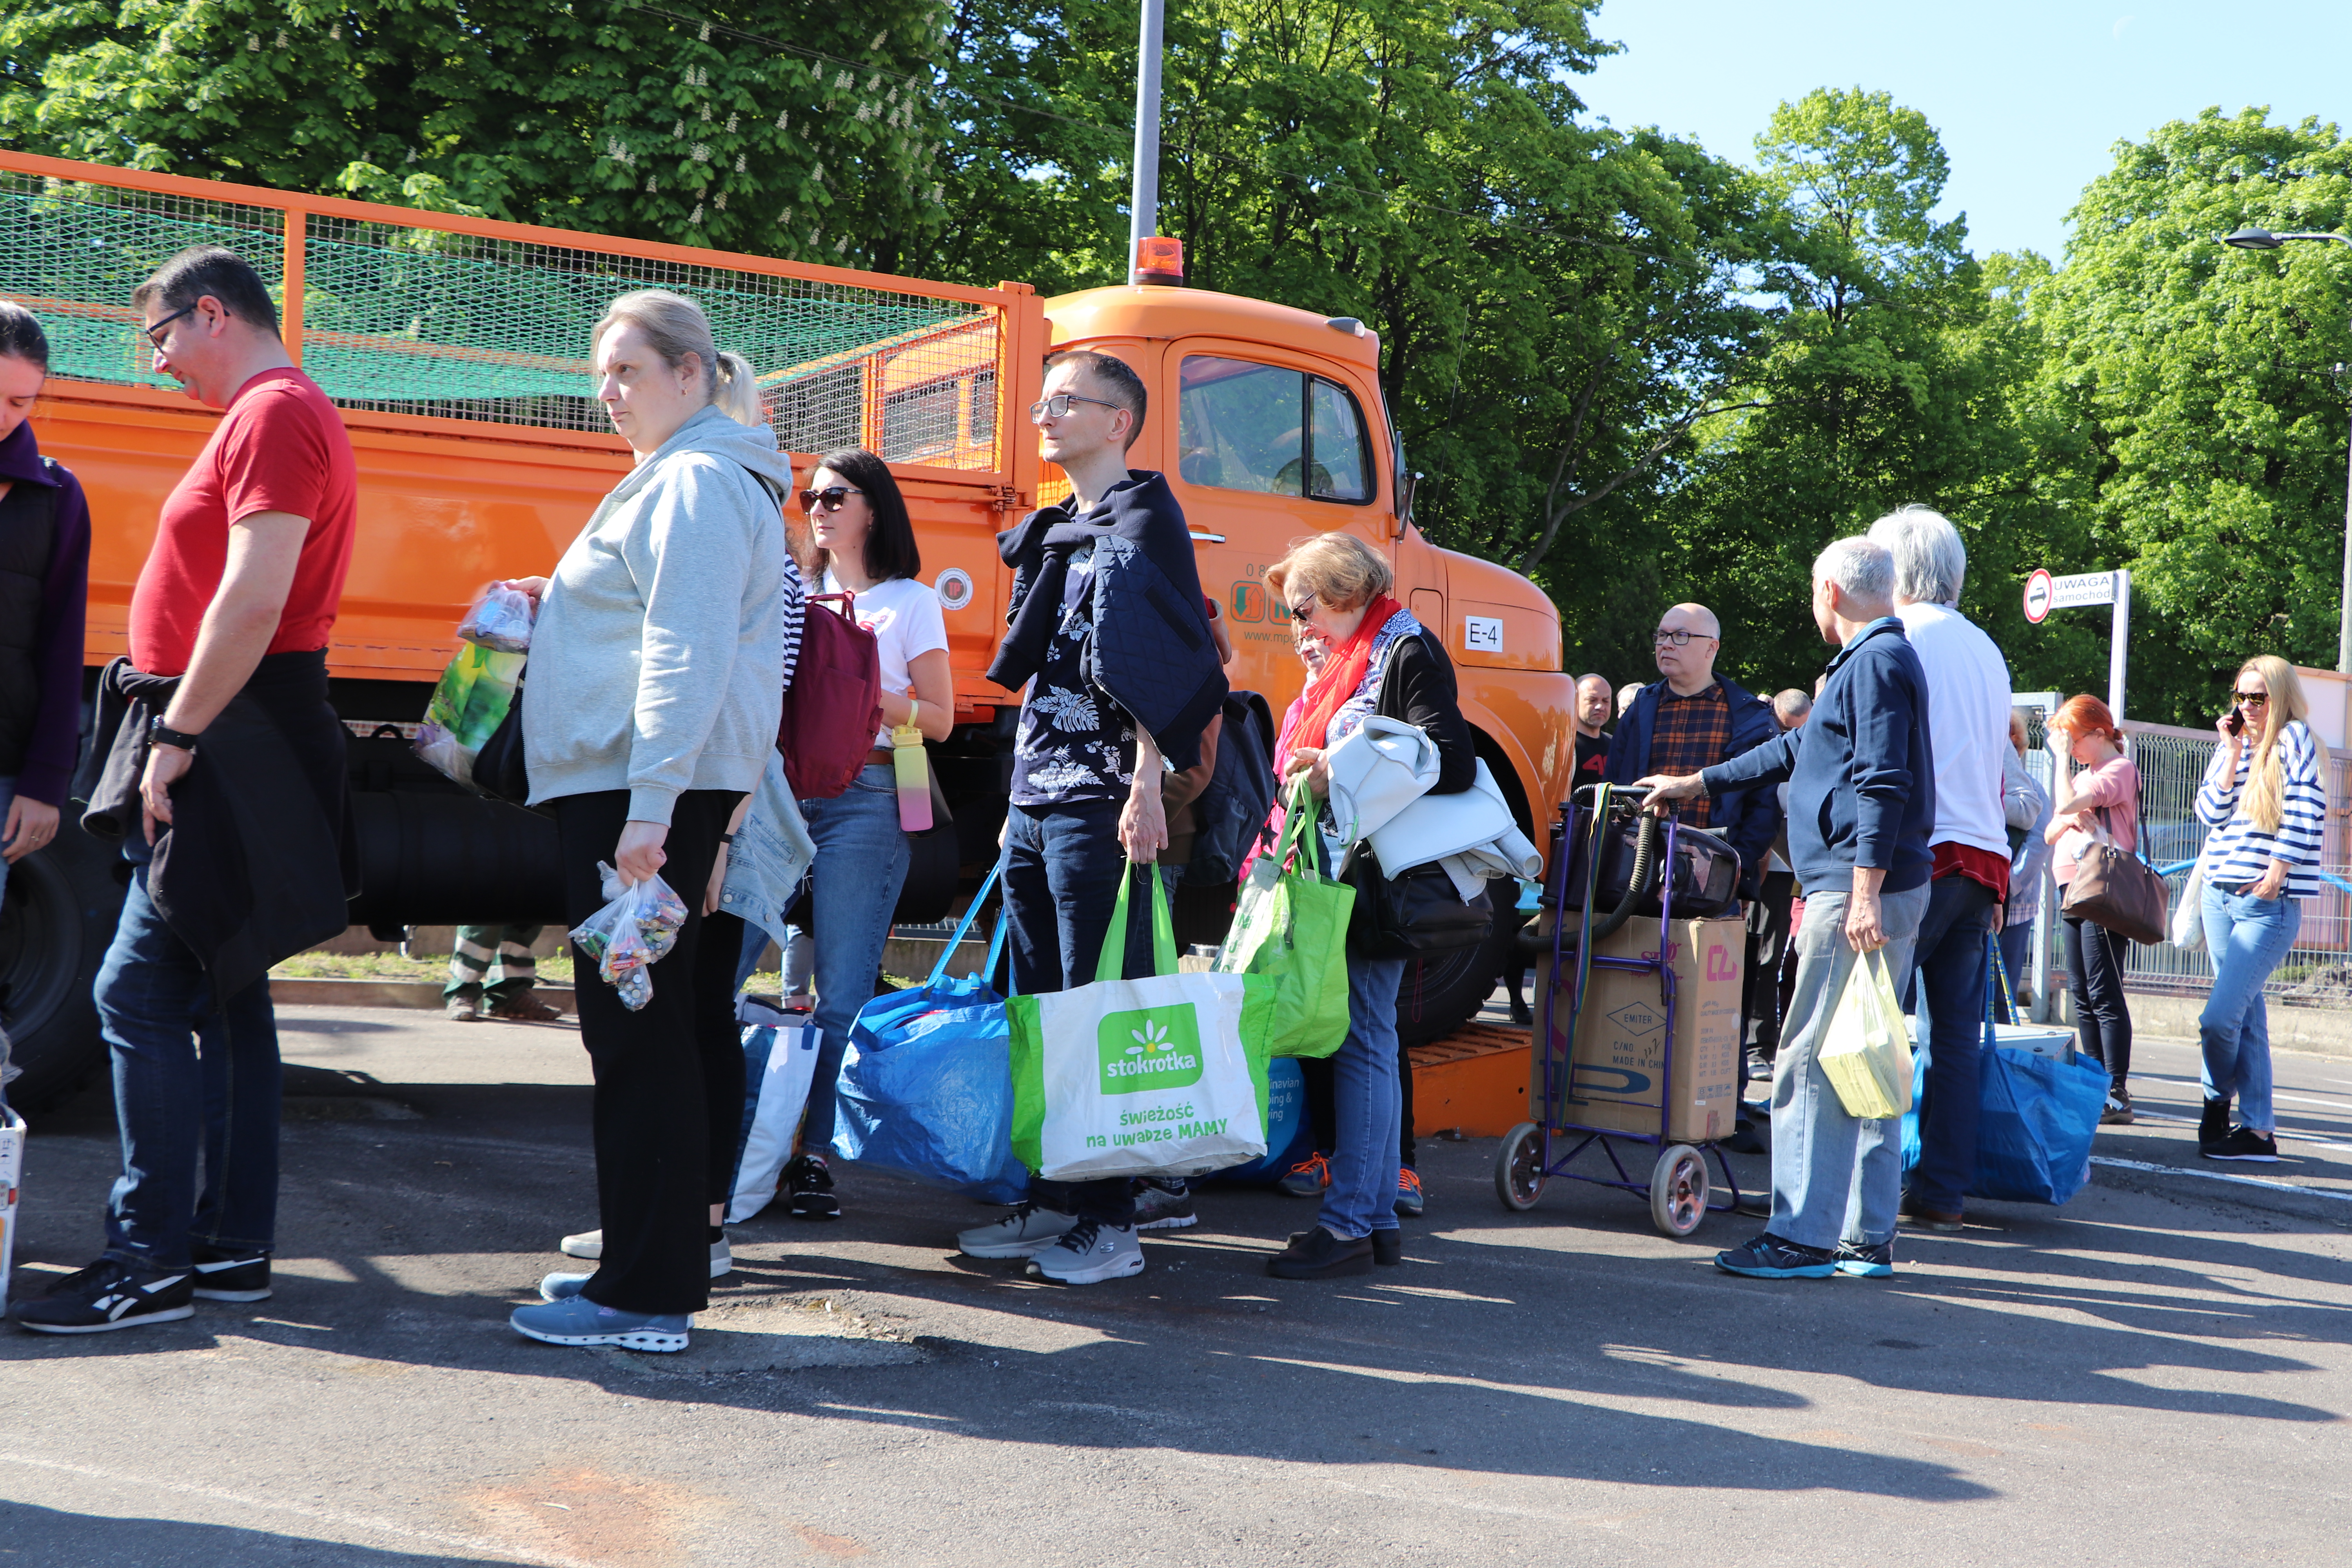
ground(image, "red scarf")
xmin=1274 ymin=595 xmax=1401 ymax=777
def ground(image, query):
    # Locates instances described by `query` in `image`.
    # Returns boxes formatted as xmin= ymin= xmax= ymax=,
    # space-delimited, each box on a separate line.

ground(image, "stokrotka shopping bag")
xmin=1213 ymin=780 xmax=1353 ymax=1058
xmin=1818 ymin=946 xmax=1914 ymax=1120
xmin=1008 ymin=862 xmax=1275 ymax=1181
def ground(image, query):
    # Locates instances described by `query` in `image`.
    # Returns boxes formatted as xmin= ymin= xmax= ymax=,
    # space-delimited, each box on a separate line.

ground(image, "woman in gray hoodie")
xmin=505 ymin=289 xmax=791 ymax=1354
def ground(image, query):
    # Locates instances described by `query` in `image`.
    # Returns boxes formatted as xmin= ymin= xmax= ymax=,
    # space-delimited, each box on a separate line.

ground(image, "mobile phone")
xmin=2225 ymin=710 xmax=2245 ymax=737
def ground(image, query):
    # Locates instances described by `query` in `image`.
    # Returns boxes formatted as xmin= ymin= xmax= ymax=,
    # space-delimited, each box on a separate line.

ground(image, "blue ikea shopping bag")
xmin=832 ymin=860 xmax=1023 ymax=1192
xmin=1202 ymin=1056 xmax=1310 ymax=1185
xmin=1901 ymin=936 xmax=2108 ymax=1205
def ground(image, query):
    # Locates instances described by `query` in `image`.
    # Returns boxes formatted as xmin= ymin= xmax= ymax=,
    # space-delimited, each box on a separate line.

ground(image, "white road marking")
xmin=2089 ymin=1156 xmax=2352 ymax=1203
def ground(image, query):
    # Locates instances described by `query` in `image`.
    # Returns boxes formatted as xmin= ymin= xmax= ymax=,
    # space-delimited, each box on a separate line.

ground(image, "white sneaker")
xmin=1028 ymin=1220 xmax=1145 ymax=1285
xmin=557 ymin=1228 xmax=731 ymax=1279
xmin=956 ymin=1203 xmax=1077 ymax=1259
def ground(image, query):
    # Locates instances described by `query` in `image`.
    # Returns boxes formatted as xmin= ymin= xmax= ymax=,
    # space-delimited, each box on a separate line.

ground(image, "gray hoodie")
xmin=525 ymin=403 xmax=790 ymax=823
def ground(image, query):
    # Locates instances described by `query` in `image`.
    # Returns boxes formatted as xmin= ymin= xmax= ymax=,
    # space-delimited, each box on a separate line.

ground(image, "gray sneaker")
xmin=1027 ymin=1220 xmax=1145 ymax=1284
xmin=1131 ymin=1178 xmax=1196 ymax=1231
xmin=956 ymin=1203 xmax=1077 ymax=1259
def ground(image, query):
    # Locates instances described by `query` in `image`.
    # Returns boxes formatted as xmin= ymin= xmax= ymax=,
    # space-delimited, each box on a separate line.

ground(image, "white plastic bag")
xmin=2169 ymin=851 xmax=2208 ymax=951
xmin=1818 ymin=947 xmax=1914 ymax=1120
xmin=567 ymin=862 xmax=688 ymax=1011
xmin=456 ymin=582 xmax=537 ymax=653
xmin=726 ymin=996 xmax=822 ymax=1221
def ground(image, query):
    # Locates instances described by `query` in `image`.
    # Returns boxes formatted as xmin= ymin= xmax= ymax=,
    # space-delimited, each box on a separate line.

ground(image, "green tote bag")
xmin=1212 ymin=780 xmax=1355 ymax=1059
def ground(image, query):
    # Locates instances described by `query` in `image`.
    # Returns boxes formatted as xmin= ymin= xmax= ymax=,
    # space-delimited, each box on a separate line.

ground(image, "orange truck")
xmin=0 ymin=150 xmax=1573 ymax=1105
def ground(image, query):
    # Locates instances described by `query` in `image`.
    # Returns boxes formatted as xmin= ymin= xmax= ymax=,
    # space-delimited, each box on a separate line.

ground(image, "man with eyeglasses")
xmin=959 ymin=348 xmax=1225 ymax=1287
xmin=1602 ymin=602 xmax=1782 ymax=1147
xmin=15 ymin=245 xmax=357 ymax=1336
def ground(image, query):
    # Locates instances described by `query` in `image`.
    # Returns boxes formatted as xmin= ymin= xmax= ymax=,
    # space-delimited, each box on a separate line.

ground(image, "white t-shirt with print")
xmin=824 ymin=570 xmax=950 ymax=747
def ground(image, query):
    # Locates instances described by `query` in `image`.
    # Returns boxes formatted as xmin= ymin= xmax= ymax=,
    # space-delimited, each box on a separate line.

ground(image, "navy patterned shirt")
xmin=1009 ymin=541 xmax=1137 ymax=805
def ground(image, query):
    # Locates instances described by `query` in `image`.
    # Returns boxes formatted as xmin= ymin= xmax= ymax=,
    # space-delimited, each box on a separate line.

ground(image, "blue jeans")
xmin=1004 ymin=797 xmax=1159 ymax=1227
xmin=1901 ymin=875 xmax=1996 ymax=1216
xmin=2199 ymin=883 xmax=2300 ymax=1132
xmin=1768 ymin=883 xmax=1928 ymax=1251
xmin=97 ymin=850 xmax=281 ymax=1269
xmin=797 ymin=764 xmax=910 ymax=1152
xmin=1320 ymin=955 xmax=1406 ymax=1240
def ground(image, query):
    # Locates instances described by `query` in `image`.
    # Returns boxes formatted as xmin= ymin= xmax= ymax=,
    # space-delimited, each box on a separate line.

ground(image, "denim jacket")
xmin=718 ymin=751 xmax=815 ymax=950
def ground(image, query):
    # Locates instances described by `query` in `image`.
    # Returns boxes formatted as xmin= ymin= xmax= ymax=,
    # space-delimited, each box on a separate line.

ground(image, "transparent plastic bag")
xmin=567 ymin=862 xmax=688 ymax=1011
xmin=456 ymin=582 xmax=536 ymax=653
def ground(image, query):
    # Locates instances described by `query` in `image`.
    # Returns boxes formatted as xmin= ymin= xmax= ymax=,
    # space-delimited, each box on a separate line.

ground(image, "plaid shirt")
xmin=1648 ymin=682 xmax=1733 ymax=828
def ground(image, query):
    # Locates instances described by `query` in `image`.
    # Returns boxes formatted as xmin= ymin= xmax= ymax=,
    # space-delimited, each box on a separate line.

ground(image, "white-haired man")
xmin=1636 ymin=539 xmax=1935 ymax=1280
xmin=1865 ymin=504 xmax=2013 ymax=1232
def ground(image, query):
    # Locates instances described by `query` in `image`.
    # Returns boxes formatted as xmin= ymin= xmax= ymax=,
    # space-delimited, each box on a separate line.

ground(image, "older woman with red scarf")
xmin=1262 ymin=534 xmax=1476 ymax=1280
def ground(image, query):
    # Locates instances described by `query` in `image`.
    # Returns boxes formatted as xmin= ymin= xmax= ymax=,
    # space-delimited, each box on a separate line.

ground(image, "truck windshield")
xmin=1177 ymin=355 xmax=1372 ymax=504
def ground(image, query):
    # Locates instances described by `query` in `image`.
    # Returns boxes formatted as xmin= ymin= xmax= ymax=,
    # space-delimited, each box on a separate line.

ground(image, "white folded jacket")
xmin=1323 ymin=717 xmax=1439 ymax=843
xmin=1369 ymin=759 xmax=1544 ymax=901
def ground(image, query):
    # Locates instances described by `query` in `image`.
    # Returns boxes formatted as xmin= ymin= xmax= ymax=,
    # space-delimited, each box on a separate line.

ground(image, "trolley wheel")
xmin=1649 ymin=1144 xmax=1710 ymax=1238
xmin=1495 ymin=1122 xmax=1545 ymax=1212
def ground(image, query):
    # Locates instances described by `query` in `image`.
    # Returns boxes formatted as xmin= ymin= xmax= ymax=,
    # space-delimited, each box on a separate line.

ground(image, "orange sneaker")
xmin=1277 ymin=1151 xmax=1332 ymax=1198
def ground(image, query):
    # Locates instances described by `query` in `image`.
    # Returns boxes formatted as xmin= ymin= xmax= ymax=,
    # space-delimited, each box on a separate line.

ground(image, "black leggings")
xmin=555 ymin=788 xmax=746 ymax=1316
xmin=2063 ymin=914 xmax=2133 ymax=1091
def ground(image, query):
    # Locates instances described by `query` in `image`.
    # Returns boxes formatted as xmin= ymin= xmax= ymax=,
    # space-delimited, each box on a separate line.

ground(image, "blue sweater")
xmin=1700 ymin=618 xmax=1936 ymax=895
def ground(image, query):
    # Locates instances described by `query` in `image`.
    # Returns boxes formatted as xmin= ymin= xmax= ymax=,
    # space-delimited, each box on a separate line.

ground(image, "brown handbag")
xmin=2061 ymin=805 xmax=2167 ymax=945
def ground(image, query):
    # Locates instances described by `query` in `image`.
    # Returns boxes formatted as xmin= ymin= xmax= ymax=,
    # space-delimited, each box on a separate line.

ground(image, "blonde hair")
xmin=593 ymin=289 xmax=762 ymax=426
xmin=2238 ymin=655 xmax=2329 ymax=833
xmin=1265 ymin=532 xmax=1393 ymax=613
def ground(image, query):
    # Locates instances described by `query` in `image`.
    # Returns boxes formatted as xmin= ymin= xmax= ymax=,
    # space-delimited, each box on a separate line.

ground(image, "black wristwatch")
xmin=148 ymin=716 xmax=204 ymax=753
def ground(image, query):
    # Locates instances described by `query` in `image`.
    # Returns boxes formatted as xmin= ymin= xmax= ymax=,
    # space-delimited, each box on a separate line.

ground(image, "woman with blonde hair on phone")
xmin=2193 ymin=655 xmax=2328 ymax=1162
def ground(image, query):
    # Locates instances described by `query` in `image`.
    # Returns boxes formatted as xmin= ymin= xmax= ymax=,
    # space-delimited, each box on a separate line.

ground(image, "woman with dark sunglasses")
xmin=762 ymin=448 xmax=953 ymax=1220
xmin=2192 ymin=657 xmax=2329 ymax=1162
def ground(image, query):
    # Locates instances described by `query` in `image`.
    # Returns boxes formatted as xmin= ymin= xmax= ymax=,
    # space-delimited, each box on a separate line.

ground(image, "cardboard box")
xmin=1531 ymin=913 xmax=1744 ymax=1143
xmin=0 ymin=1105 xmax=23 ymax=1307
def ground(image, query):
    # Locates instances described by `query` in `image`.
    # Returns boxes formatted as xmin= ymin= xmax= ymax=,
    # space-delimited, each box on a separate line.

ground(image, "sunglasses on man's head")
xmin=802 ymin=486 xmax=862 ymax=511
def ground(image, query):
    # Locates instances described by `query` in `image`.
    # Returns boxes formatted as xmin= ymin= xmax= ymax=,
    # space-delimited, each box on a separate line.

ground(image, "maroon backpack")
xmin=778 ymin=591 xmax=884 ymax=801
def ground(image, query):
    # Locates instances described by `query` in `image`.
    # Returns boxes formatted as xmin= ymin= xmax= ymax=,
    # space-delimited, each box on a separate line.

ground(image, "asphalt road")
xmin=2 ymin=1002 xmax=2347 ymax=1566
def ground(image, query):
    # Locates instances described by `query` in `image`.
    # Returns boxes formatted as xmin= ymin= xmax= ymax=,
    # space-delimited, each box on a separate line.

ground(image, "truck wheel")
xmin=1394 ymin=907 xmax=1528 ymax=1048
xmin=0 ymin=810 xmax=125 ymax=1112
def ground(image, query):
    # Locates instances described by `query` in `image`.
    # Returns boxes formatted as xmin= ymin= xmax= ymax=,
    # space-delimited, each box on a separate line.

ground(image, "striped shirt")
xmin=2195 ymin=720 xmax=2329 ymax=899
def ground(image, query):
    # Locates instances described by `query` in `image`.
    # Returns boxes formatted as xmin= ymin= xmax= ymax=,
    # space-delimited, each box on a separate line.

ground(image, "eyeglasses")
xmin=2234 ymin=690 xmax=2270 ymax=707
xmin=801 ymin=486 xmax=864 ymax=512
xmin=140 ymin=303 xmax=198 ymax=351
xmin=1653 ymin=629 xmax=1716 ymax=647
xmin=1286 ymin=599 xmax=1320 ymax=621
xmin=1027 ymin=391 xmax=1123 ymax=423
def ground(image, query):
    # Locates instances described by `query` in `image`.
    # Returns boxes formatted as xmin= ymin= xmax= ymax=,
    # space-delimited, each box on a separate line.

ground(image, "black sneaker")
xmin=1833 ymin=1239 xmax=1895 ymax=1278
xmin=1131 ymin=1177 xmax=1197 ymax=1231
xmin=1713 ymin=1232 xmax=1836 ymax=1279
xmin=2202 ymin=1127 xmax=2281 ymax=1163
xmin=13 ymin=1259 xmax=197 ymax=1334
xmin=786 ymin=1153 xmax=840 ymax=1218
xmin=1295 ymin=1227 xmax=1402 ymax=1266
xmin=191 ymin=1248 xmax=272 ymax=1302
xmin=1267 ymin=1226 xmax=1374 ymax=1280
xmin=2198 ymin=1096 xmax=2233 ymax=1150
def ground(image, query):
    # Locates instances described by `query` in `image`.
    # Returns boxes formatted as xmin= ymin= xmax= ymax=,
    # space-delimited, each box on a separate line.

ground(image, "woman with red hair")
xmin=2043 ymin=695 xmax=2140 ymax=1122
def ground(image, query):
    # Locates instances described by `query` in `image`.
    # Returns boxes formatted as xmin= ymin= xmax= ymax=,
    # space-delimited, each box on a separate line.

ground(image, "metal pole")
xmin=2339 ymin=387 xmax=2352 ymax=672
xmin=1126 ymin=0 xmax=1164 ymax=283
xmin=2108 ymin=568 xmax=2131 ymax=724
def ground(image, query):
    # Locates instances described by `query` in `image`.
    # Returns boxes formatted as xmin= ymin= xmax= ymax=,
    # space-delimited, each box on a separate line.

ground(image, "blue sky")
xmin=1572 ymin=1 xmax=2352 ymax=262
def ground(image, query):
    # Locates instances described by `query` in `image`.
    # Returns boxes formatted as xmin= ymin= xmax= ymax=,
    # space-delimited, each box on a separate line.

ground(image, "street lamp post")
xmin=2221 ymin=227 xmax=2352 ymax=673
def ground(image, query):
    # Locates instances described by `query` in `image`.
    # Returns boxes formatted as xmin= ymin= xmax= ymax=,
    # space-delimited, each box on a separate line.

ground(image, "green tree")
xmin=2026 ymin=107 xmax=2352 ymax=726
xmin=0 ymin=0 xmax=949 ymax=265
xmin=1664 ymin=87 xmax=2046 ymax=695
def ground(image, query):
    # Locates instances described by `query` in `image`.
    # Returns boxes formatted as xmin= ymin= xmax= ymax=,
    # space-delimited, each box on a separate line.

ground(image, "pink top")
xmin=2053 ymin=756 xmax=2140 ymax=885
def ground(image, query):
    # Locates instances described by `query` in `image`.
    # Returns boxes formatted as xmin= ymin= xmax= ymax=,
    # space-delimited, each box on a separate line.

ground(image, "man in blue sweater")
xmin=1636 ymin=537 xmax=1935 ymax=1280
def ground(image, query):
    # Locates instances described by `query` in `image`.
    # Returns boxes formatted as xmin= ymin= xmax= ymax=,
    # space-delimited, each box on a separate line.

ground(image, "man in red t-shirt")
xmin=15 ymin=247 xmax=359 ymax=1337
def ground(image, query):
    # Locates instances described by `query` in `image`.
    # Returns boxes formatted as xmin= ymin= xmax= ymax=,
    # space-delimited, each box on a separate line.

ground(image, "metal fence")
xmin=2018 ymin=713 xmax=2352 ymax=1006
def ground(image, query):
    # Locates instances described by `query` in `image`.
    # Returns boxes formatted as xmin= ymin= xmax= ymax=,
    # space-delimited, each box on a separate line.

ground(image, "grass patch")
xmin=272 ymin=950 xmax=575 ymax=984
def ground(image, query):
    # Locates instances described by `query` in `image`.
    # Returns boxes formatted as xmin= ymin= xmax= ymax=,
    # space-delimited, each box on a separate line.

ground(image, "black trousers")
xmin=1742 ymin=872 xmax=1797 ymax=1059
xmin=2063 ymin=914 xmax=2133 ymax=1091
xmin=555 ymin=788 xmax=745 ymax=1316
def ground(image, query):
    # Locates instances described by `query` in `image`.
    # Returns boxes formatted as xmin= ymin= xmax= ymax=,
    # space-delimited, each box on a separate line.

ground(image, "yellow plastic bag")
xmin=1818 ymin=947 xmax=1915 ymax=1120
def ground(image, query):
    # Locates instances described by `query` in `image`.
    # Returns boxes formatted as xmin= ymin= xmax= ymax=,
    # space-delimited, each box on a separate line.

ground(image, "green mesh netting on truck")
xmin=0 ymin=173 xmax=1000 ymax=461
